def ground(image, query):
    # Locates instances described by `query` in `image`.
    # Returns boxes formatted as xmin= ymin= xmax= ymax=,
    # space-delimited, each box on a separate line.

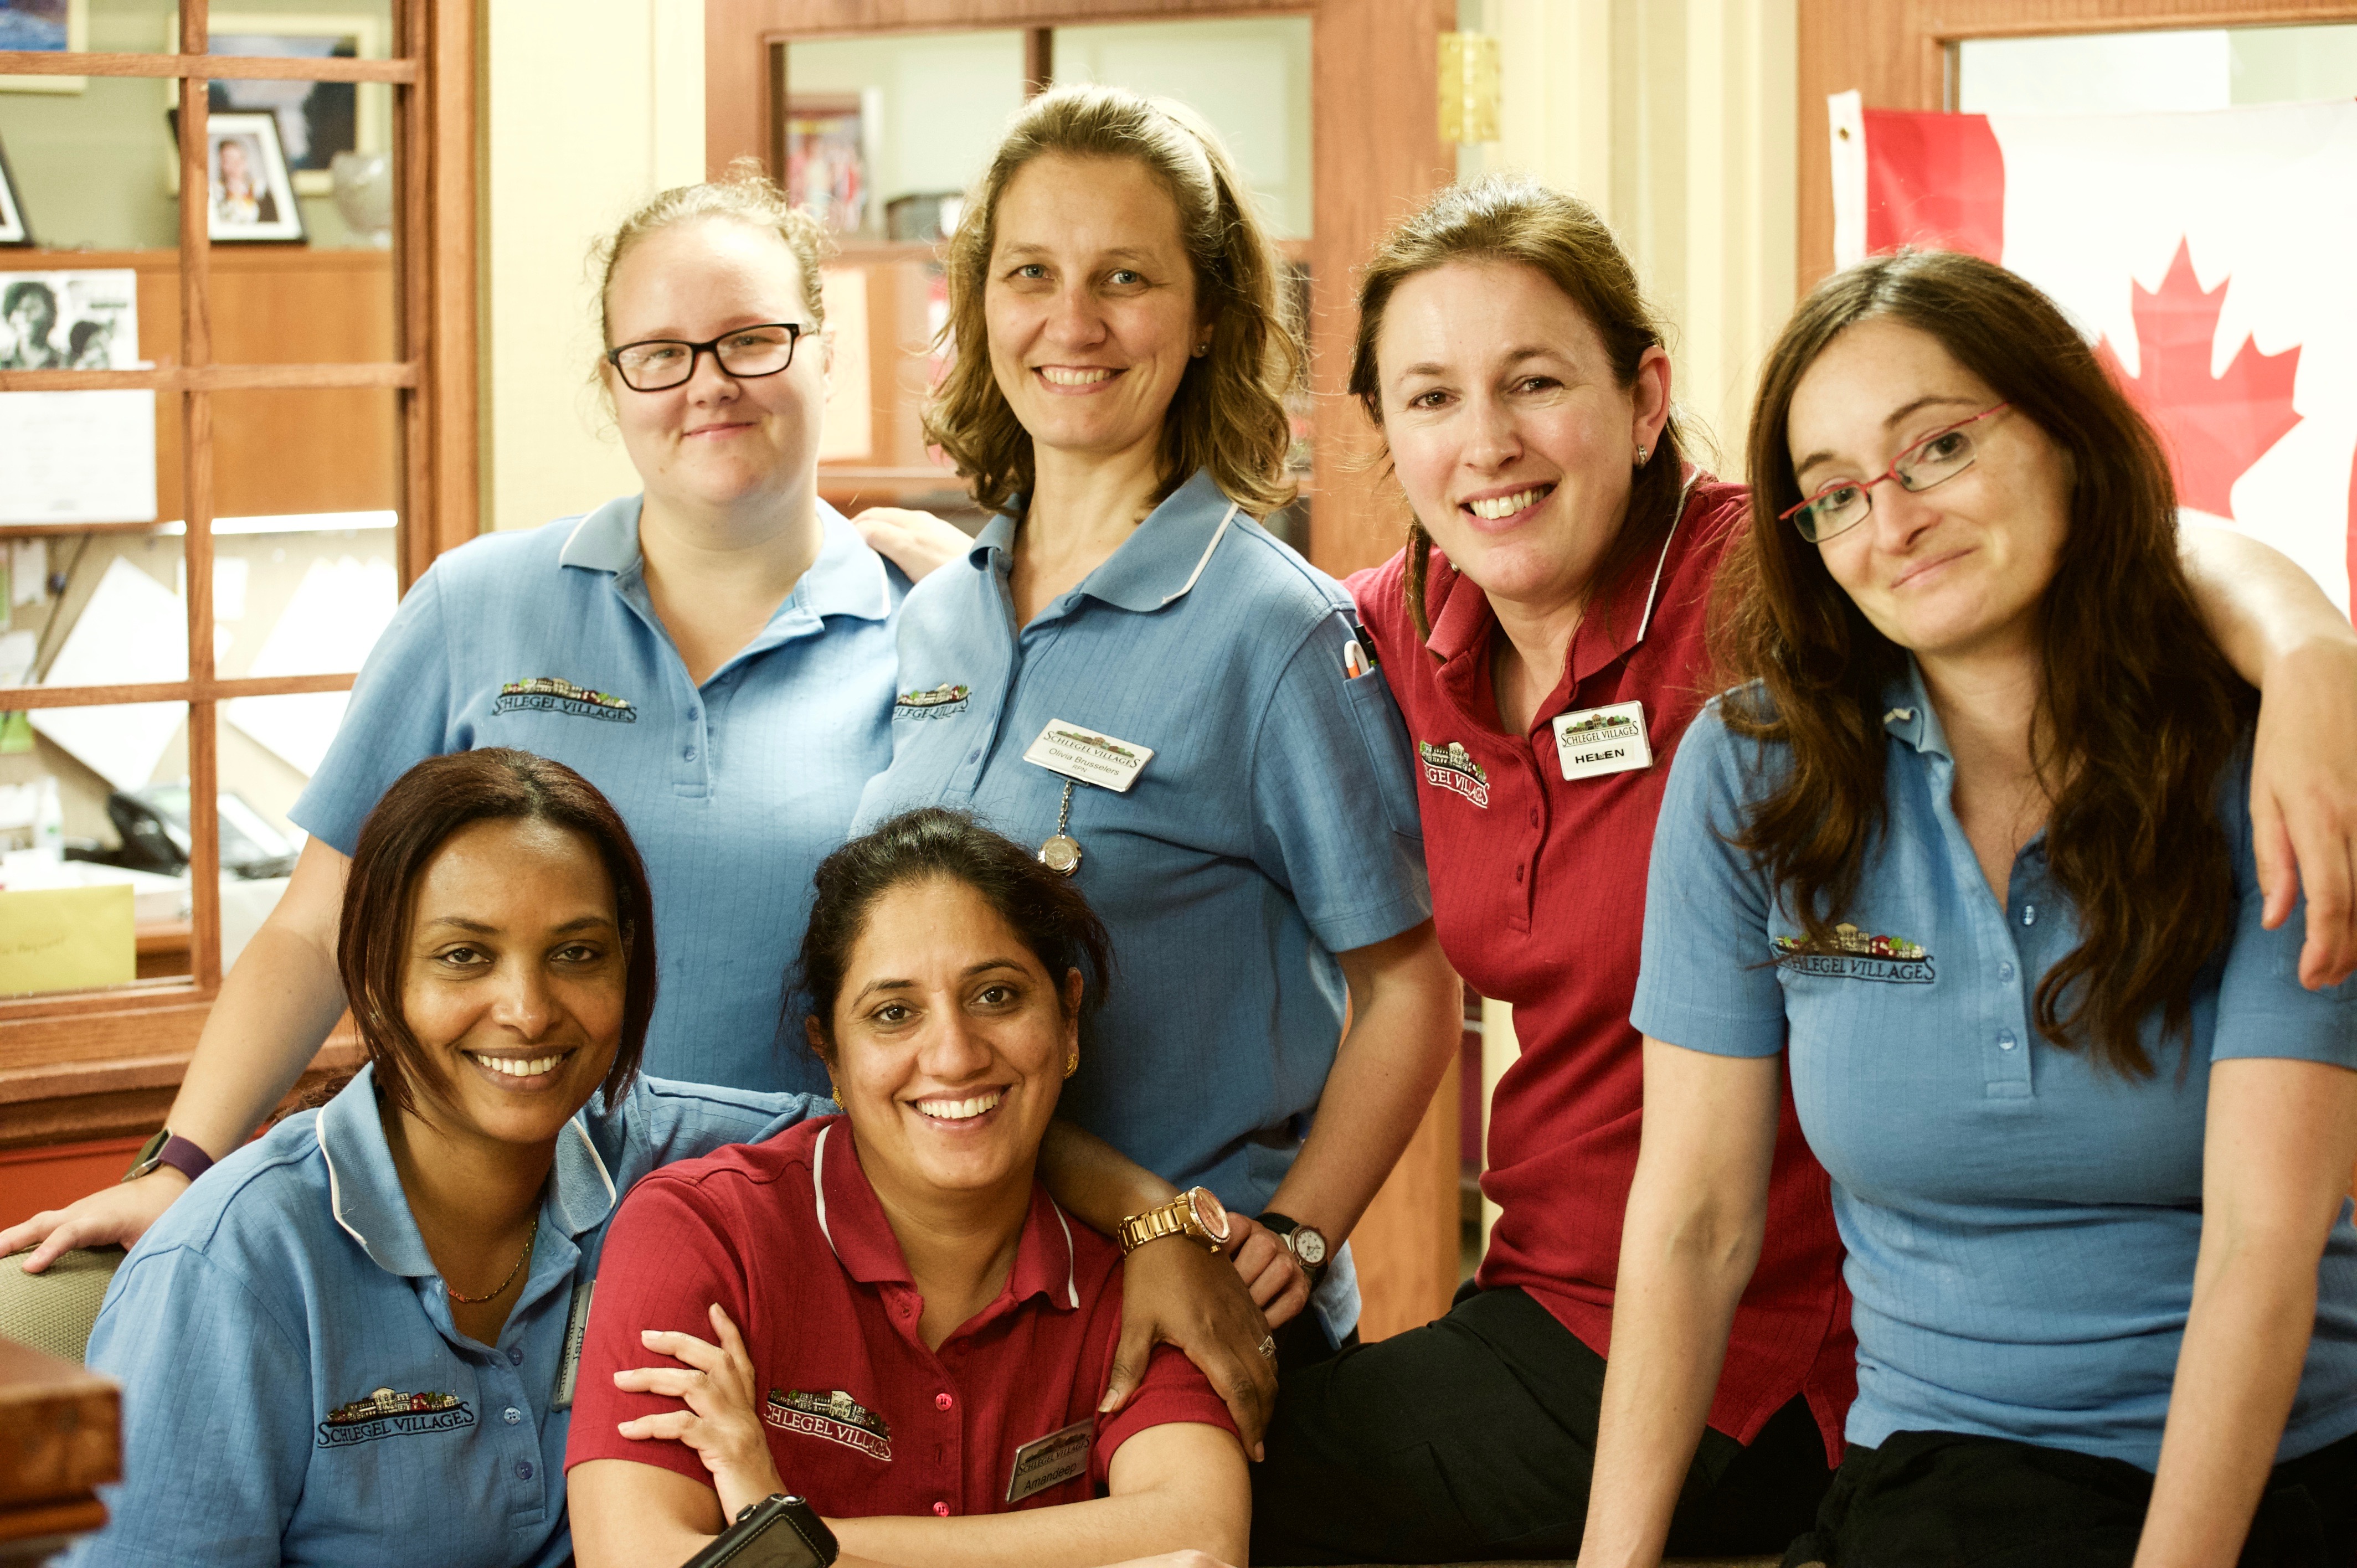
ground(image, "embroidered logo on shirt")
xmin=1417 ymin=741 xmax=1490 ymax=808
xmin=765 ymin=1388 xmax=892 ymax=1462
xmin=1773 ymin=924 xmax=1935 ymax=984
xmin=317 ymin=1386 xmax=477 ymax=1447
xmin=894 ymin=682 xmax=971 ymax=720
xmin=493 ymin=677 xmax=637 ymax=723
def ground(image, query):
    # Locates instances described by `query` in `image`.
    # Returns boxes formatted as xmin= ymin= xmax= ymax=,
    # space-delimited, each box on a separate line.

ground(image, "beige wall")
xmin=483 ymin=0 xmax=707 ymax=531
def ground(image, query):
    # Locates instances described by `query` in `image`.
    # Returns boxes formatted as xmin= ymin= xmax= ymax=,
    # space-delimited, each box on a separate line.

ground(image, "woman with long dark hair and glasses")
xmin=1579 ymin=250 xmax=2357 ymax=1567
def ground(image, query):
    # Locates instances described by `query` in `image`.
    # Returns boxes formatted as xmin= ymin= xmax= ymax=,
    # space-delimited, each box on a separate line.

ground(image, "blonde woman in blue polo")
xmin=9 ymin=168 xmax=920 ymax=1267
xmin=852 ymin=87 xmax=1460 ymax=1358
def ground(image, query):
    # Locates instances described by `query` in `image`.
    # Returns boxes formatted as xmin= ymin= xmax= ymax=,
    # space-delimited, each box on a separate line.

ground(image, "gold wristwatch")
xmin=1116 ymin=1186 xmax=1232 ymax=1255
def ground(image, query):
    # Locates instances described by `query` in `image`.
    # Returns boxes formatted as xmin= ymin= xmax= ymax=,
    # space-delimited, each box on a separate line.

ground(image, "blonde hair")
xmin=925 ymin=84 xmax=1303 ymax=517
xmin=1350 ymin=177 xmax=1689 ymax=639
xmin=588 ymin=157 xmax=833 ymax=372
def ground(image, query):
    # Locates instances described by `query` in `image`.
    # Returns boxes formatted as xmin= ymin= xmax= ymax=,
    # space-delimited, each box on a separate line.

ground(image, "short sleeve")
xmin=1247 ymin=616 xmax=1432 ymax=955
xmin=74 ymin=1248 xmax=311 ymax=1567
xmin=1089 ymin=1344 xmax=1239 ymax=1487
xmin=563 ymin=1175 xmax=747 ymax=1487
xmin=1629 ymin=700 xmax=1789 ymax=1058
xmin=289 ymin=565 xmax=460 ymax=854
xmin=2210 ymin=756 xmax=2357 ymax=1067
xmin=585 ymin=1076 xmax=826 ymax=1194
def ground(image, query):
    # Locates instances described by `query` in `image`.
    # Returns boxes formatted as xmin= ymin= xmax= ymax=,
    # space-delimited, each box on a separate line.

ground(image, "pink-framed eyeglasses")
xmin=1778 ymin=402 xmax=2010 ymax=544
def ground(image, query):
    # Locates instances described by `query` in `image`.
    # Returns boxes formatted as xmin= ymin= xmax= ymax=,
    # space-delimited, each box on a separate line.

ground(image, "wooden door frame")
xmin=703 ymin=0 xmax=1464 ymax=1334
xmin=1797 ymin=1 xmax=2357 ymax=287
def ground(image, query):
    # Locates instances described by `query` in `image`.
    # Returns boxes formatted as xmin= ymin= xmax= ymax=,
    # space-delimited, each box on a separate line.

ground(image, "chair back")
xmin=0 ymin=1249 xmax=126 ymax=1365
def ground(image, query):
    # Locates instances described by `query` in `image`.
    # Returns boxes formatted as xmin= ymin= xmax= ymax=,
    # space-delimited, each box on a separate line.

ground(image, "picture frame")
xmin=173 ymin=110 xmax=307 ymax=244
xmin=167 ymin=12 xmax=388 ymax=196
xmin=0 ymin=135 xmax=29 ymax=246
xmin=0 ymin=0 xmax=88 ymax=94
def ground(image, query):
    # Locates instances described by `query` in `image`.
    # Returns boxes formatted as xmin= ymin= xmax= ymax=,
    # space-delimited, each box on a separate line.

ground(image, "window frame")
xmin=0 ymin=0 xmax=477 ymax=1147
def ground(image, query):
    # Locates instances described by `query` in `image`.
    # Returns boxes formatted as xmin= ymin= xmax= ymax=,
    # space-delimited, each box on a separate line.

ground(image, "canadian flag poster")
xmin=1828 ymin=90 xmax=2357 ymax=618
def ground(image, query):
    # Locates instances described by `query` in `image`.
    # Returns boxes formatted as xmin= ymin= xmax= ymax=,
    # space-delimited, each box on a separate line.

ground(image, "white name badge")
xmin=1022 ymin=720 xmax=1154 ymax=793
xmin=551 ymin=1280 xmax=594 ymax=1411
xmin=1552 ymin=700 xmax=1653 ymax=781
xmin=1006 ymin=1417 xmax=1093 ymax=1503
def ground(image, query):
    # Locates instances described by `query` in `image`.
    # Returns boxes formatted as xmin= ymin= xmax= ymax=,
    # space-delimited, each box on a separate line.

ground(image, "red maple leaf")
xmin=2095 ymin=239 xmax=2302 ymax=520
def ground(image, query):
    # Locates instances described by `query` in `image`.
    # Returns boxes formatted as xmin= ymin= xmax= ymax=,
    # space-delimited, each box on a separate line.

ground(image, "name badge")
xmin=1022 ymin=720 xmax=1153 ymax=793
xmin=551 ymin=1280 xmax=594 ymax=1411
xmin=1005 ymin=1417 xmax=1093 ymax=1503
xmin=1552 ymin=700 xmax=1653 ymax=782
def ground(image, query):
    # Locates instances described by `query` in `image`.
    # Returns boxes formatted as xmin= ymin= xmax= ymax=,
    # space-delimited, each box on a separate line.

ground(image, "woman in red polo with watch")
xmin=566 ymin=808 xmax=1249 ymax=1568
xmin=1237 ymin=177 xmax=2357 ymax=1564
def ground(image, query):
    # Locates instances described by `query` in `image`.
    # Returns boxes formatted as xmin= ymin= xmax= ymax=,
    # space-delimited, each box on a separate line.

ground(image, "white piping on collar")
xmin=1633 ymin=472 xmax=1704 ymax=648
xmin=1051 ymin=1201 xmax=1079 ymax=1309
xmin=559 ymin=510 xmax=598 ymax=561
xmin=812 ymin=1122 xmax=839 ymax=1259
xmin=1160 ymin=502 xmax=1240 ymax=607
xmin=317 ymin=1121 xmax=366 ymax=1249
xmin=568 ymin=1116 xmax=616 ymax=1209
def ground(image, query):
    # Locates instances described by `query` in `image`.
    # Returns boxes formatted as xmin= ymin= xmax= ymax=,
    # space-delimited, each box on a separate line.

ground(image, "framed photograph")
xmin=785 ymin=97 xmax=867 ymax=235
xmin=168 ymin=12 xmax=387 ymax=196
xmin=180 ymin=111 xmax=306 ymax=244
xmin=0 ymin=136 xmax=29 ymax=246
xmin=0 ymin=0 xmax=88 ymax=94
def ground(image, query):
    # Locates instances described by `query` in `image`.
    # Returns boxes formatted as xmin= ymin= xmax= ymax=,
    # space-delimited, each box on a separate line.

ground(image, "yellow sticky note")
xmin=0 ymin=884 xmax=137 ymax=994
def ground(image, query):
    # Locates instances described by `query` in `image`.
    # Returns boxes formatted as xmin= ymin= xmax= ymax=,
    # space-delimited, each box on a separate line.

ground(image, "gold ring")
xmin=1257 ymin=1334 xmax=1277 ymax=1360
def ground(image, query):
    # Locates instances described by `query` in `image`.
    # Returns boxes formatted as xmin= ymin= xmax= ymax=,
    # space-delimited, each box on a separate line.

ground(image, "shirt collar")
xmin=558 ymin=495 xmax=893 ymax=625
xmin=314 ymin=1064 xmax=621 ymax=1278
xmin=966 ymin=468 xmax=1239 ymax=615
xmin=1879 ymin=658 xmax=1951 ymax=760
xmin=809 ymin=1117 xmax=1080 ymax=1313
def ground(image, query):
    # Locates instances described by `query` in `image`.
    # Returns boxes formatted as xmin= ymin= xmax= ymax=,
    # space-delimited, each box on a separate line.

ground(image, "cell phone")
xmin=679 ymin=1494 xmax=838 ymax=1568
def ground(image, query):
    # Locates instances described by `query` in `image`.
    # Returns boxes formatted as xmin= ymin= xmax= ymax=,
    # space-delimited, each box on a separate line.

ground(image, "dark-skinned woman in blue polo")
xmin=849 ymin=85 xmax=1462 ymax=1360
xmin=1582 ymin=252 xmax=2357 ymax=1567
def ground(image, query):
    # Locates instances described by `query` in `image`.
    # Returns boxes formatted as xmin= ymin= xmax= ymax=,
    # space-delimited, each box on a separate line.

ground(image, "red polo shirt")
xmin=1347 ymin=477 xmax=1854 ymax=1461
xmin=566 ymin=1117 xmax=1234 ymax=1516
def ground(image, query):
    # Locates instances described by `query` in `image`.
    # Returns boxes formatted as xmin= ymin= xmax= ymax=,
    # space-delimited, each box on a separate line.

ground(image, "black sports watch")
xmin=683 ymin=1494 xmax=837 ymax=1567
xmin=1257 ymin=1211 xmax=1330 ymax=1291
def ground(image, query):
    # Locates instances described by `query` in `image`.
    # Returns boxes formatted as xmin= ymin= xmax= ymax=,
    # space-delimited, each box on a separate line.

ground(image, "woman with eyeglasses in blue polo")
xmin=850 ymin=85 xmax=1461 ymax=1363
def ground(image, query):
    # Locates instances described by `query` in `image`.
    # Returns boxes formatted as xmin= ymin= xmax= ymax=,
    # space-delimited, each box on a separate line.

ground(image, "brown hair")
xmin=795 ymin=807 xmax=1114 ymax=1066
xmin=1349 ymin=176 xmax=1691 ymax=639
xmin=1716 ymin=249 xmax=2255 ymax=1076
xmin=924 ymin=84 xmax=1304 ymax=517
xmin=339 ymin=749 xmax=660 ymax=1113
xmin=588 ymin=157 xmax=832 ymax=392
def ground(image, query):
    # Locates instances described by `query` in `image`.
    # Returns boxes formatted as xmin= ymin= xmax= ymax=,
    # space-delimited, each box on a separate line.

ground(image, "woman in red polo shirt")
xmin=566 ymin=808 xmax=1247 ymax=1568
xmin=1237 ymin=177 xmax=2357 ymax=1564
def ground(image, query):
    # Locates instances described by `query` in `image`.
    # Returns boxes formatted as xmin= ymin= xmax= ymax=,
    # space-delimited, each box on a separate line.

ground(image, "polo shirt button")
xmin=1514 ymin=865 xmax=1524 ymax=883
xmin=687 ymin=708 xmax=700 ymax=720
xmin=516 ymin=1460 xmax=535 ymax=1481
xmin=966 ymin=749 xmax=980 ymax=762
xmin=1999 ymin=962 xmax=2015 ymax=982
xmin=503 ymin=1407 xmax=521 ymax=1425
xmin=683 ymin=746 xmax=697 ymax=760
xmin=1998 ymin=1031 xmax=2018 ymax=1051
xmin=1527 ymin=809 xmax=1538 ymax=826
xmin=507 ymin=1347 xmax=524 ymax=1365
xmin=935 ymin=1392 xmax=953 ymax=1411
xmin=933 ymin=1503 xmax=950 ymax=1517
xmin=2021 ymin=904 xmax=2037 ymax=926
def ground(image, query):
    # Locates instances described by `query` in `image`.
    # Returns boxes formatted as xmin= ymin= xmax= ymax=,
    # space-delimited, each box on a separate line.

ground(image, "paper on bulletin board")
xmin=0 ymin=269 xmax=156 ymax=525
xmin=0 ymin=884 xmax=136 ymax=995
xmin=32 ymin=555 xmax=187 ymax=791
xmin=818 ymin=266 xmax=872 ymax=463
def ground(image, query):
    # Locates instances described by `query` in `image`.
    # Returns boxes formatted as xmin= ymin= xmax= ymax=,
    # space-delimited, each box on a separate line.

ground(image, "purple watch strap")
xmin=154 ymin=1133 xmax=214 ymax=1184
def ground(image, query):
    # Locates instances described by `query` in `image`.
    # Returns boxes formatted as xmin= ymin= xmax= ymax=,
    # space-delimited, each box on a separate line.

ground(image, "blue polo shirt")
xmin=851 ymin=470 xmax=1430 ymax=1225
xmin=1633 ymin=667 xmax=2357 ymax=1469
xmin=69 ymin=1066 xmax=824 ymax=1568
xmin=294 ymin=497 xmax=905 ymax=1095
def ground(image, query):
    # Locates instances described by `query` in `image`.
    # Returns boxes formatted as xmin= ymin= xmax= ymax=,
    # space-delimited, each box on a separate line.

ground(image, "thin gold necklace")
xmin=445 ymin=1214 xmax=539 ymax=1304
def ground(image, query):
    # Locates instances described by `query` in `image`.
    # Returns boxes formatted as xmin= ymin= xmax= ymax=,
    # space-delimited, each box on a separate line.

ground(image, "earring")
xmin=826 ymin=1076 xmax=843 ymax=1106
xmin=1192 ymin=342 xmax=1210 ymax=358
xmin=1064 ymin=1049 xmax=1079 ymax=1079
xmin=1635 ymin=445 xmax=1650 ymax=466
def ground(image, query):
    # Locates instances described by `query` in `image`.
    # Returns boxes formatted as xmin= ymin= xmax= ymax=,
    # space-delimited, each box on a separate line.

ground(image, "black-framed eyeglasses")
xmin=1779 ymin=402 xmax=2010 ymax=544
xmin=605 ymin=322 xmax=810 ymax=392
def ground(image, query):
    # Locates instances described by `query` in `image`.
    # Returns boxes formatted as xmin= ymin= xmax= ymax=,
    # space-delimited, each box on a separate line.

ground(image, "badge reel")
xmin=1022 ymin=719 xmax=1154 ymax=876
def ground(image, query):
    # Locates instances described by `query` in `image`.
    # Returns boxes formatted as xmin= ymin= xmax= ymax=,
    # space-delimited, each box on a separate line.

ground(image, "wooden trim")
xmin=0 ymin=51 xmax=418 ymax=82
xmin=0 ymin=673 xmax=356 ymax=711
xmin=1795 ymin=0 xmax=2357 ymax=287
xmin=1023 ymin=25 xmax=1054 ymax=95
xmin=0 ymin=363 xmax=418 ymax=393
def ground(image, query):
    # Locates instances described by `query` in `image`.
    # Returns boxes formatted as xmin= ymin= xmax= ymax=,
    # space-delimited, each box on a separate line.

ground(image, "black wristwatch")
xmin=683 ymin=1494 xmax=837 ymax=1567
xmin=1257 ymin=1211 xmax=1330 ymax=1291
